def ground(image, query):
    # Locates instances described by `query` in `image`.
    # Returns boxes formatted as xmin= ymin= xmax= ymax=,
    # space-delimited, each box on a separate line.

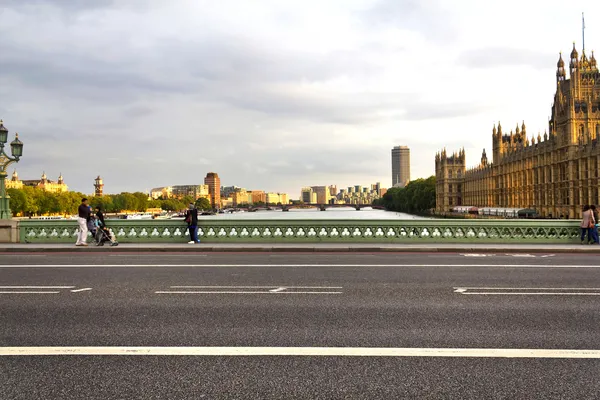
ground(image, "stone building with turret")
xmin=21 ymin=172 xmax=69 ymax=193
xmin=436 ymin=43 xmax=599 ymax=218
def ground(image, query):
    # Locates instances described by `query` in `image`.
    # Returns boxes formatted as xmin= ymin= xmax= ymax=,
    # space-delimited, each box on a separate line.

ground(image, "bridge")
xmin=242 ymin=204 xmax=381 ymax=212
xmin=2 ymin=218 xmax=582 ymax=244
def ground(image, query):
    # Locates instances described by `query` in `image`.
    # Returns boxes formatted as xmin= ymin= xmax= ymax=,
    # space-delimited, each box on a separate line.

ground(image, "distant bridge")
xmin=239 ymin=204 xmax=383 ymax=212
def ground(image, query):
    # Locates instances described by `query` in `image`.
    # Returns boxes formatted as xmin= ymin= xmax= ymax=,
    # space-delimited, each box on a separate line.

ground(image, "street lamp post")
xmin=0 ymin=120 xmax=24 ymax=220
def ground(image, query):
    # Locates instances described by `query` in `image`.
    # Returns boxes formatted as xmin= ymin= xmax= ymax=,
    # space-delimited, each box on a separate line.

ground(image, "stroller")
xmin=93 ymin=219 xmax=119 ymax=247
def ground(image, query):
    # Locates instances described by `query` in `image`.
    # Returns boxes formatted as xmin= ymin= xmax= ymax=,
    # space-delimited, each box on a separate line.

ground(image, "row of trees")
xmin=373 ymin=176 xmax=436 ymax=215
xmin=6 ymin=187 xmax=212 ymax=216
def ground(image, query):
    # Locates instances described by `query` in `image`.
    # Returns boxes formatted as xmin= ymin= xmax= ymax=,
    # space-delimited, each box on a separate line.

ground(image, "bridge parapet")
xmin=14 ymin=219 xmax=581 ymax=244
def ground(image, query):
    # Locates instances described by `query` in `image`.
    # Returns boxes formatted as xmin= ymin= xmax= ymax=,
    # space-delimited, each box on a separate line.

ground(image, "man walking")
xmin=185 ymin=203 xmax=200 ymax=244
xmin=76 ymin=198 xmax=91 ymax=246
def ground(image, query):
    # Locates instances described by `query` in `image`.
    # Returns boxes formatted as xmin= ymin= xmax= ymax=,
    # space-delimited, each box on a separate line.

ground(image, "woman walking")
xmin=580 ymin=205 xmax=595 ymax=244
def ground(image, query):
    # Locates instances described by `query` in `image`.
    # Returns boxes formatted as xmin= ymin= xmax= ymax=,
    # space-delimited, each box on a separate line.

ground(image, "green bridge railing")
xmin=17 ymin=219 xmax=582 ymax=244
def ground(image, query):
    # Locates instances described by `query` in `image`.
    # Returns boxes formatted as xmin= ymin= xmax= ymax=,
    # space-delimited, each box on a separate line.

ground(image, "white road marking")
xmin=3 ymin=346 xmax=600 ymax=358
xmin=0 ymin=286 xmax=75 ymax=289
xmin=155 ymin=291 xmax=342 ymax=294
xmin=461 ymin=292 xmax=600 ymax=295
xmin=540 ymin=255 xmax=556 ymax=258
xmin=510 ymin=254 xmax=536 ymax=257
xmin=454 ymin=287 xmax=600 ymax=295
xmin=461 ymin=254 xmax=490 ymax=257
xmin=169 ymin=286 xmax=343 ymax=289
xmin=269 ymin=287 xmax=286 ymax=292
xmin=0 ymin=291 xmax=60 ymax=294
xmin=70 ymin=288 xmax=92 ymax=293
xmin=455 ymin=287 xmax=600 ymax=290
xmin=2 ymin=264 xmax=600 ymax=269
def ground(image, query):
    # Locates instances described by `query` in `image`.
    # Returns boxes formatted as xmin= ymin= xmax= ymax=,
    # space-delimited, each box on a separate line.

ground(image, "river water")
xmin=199 ymin=208 xmax=425 ymax=220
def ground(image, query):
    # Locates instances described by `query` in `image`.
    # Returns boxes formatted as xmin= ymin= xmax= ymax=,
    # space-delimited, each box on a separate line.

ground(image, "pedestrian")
xmin=76 ymin=198 xmax=91 ymax=246
xmin=591 ymin=205 xmax=599 ymax=244
xmin=580 ymin=205 xmax=595 ymax=245
xmin=185 ymin=203 xmax=200 ymax=244
xmin=95 ymin=206 xmax=106 ymax=227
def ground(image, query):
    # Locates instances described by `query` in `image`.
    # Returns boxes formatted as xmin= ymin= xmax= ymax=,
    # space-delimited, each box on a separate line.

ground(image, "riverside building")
xmin=436 ymin=44 xmax=599 ymax=219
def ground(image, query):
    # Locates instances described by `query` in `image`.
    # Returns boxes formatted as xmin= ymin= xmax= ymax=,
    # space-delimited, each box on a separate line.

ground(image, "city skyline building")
xmin=204 ymin=172 xmax=221 ymax=209
xmin=392 ymin=146 xmax=411 ymax=188
xmin=436 ymin=43 xmax=600 ymax=218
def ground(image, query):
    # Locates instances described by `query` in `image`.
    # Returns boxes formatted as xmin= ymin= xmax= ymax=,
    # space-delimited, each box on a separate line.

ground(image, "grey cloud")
xmin=459 ymin=47 xmax=556 ymax=69
xmin=359 ymin=0 xmax=458 ymax=43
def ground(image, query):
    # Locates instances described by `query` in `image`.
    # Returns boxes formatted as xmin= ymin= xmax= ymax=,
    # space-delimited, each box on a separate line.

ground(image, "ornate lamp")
xmin=0 ymin=120 xmax=7 ymax=144
xmin=10 ymin=134 xmax=23 ymax=158
xmin=0 ymin=120 xmax=24 ymax=219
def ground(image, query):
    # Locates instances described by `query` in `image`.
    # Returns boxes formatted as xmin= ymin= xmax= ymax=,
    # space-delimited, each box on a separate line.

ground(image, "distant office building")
xmin=392 ymin=146 xmax=411 ymax=187
xmin=301 ymin=187 xmax=317 ymax=203
xmin=310 ymin=186 xmax=331 ymax=204
xmin=221 ymin=186 xmax=241 ymax=198
xmin=150 ymin=185 xmax=209 ymax=200
xmin=204 ymin=172 xmax=221 ymax=208
xmin=249 ymin=190 xmax=266 ymax=204
xmin=328 ymin=185 xmax=338 ymax=197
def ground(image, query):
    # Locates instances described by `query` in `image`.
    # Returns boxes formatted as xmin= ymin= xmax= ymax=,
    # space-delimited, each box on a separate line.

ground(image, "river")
xmin=199 ymin=208 xmax=425 ymax=220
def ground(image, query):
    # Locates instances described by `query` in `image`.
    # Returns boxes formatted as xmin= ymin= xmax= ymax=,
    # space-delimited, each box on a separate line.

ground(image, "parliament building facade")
xmin=436 ymin=44 xmax=599 ymax=219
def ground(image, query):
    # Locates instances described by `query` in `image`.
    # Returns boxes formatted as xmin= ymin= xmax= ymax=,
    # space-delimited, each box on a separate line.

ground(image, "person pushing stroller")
xmin=93 ymin=207 xmax=118 ymax=247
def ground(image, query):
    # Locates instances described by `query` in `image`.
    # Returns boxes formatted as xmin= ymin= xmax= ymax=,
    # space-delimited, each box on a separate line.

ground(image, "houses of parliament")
xmin=436 ymin=42 xmax=600 ymax=219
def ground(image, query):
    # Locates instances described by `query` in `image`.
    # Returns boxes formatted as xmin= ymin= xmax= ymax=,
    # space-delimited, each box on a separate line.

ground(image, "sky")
xmin=0 ymin=0 xmax=598 ymax=197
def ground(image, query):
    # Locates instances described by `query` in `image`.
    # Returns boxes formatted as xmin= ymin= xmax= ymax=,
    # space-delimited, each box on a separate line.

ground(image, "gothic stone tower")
xmin=435 ymin=148 xmax=466 ymax=213
xmin=550 ymin=44 xmax=599 ymax=217
xmin=94 ymin=176 xmax=104 ymax=197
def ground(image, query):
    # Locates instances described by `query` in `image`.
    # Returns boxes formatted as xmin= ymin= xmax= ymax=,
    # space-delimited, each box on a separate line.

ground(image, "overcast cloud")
xmin=0 ymin=0 xmax=597 ymax=196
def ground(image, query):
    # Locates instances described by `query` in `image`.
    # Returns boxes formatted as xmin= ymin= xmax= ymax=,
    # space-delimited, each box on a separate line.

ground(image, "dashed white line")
xmin=0 ymin=286 xmax=75 ymax=289
xmin=0 ymin=291 xmax=60 ymax=294
xmin=70 ymin=288 xmax=92 ymax=293
xmin=155 ymin=291 xmax=342 ymax=294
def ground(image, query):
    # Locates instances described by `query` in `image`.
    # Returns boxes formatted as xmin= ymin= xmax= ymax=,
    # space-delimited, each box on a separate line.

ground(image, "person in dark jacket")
xmin=185 ymin=203 xmax=200 ymax=244
xmin=75 ymin=198 xmax=91 ymax=246
xmin=95 ymin=206 xmax=106 ymax=227
xmin=591 ymin=205 xmax=599 ymax=244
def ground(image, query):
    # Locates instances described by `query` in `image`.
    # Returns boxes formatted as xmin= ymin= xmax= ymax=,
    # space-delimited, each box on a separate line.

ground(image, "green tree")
xmin=6 ymin=188 xmax=26 ymax=216
xmin=195 ymin=197 xmax=211 ymax=210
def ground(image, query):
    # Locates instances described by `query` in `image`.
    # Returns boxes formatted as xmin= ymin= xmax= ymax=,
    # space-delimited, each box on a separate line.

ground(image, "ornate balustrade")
xmin=16 ymin=219 xmax=582 ymax=244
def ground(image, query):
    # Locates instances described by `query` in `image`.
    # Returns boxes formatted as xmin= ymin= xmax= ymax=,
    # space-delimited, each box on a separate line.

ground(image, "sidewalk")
xmin=1 ymin=243 xmax=599 ymax=253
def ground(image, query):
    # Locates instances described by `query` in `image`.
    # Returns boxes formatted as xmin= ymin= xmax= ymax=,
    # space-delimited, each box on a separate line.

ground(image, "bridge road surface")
xmin=2 ymin=252 xmax=600 ymax=399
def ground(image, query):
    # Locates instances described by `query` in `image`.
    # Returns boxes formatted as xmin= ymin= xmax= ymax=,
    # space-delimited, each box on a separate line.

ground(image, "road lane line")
xmin=0 ymin=286 xmax=75 ymax=289
xmin=170 ymin=286 xmax=343 ymax=289
xmin=269 ymin=287 xmax=286 ymax=292
xmin=4 ymin=264 xmax=600 ymax=268
xmin=70 ymin=288 xmax=92 ymax=293
xmin=0 ymin=291 xmax=60 ymax=294
xmin=155 ymin=291 xmax=342 ymax=294
xmin=3 ymin=347 xmax=600 ymax=358
xmin=454 ymin=287 xmax=600 ymax=290
xmin=461 ymin=292 xmax=600 ymax=295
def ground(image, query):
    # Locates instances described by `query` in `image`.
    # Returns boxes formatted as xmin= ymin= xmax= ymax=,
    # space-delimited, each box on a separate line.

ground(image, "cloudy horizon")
xmin=0 ymin=0 xmax=597 ymax=197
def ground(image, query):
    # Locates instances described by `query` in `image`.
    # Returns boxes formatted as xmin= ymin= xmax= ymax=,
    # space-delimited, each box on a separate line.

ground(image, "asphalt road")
xmin=2 ymin=252 xmax=600 ymax=399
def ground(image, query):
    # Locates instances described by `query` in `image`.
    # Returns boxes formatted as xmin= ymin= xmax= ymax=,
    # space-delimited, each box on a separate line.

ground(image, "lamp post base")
xmin=0 ymin=195 xmax=12 ymax=220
